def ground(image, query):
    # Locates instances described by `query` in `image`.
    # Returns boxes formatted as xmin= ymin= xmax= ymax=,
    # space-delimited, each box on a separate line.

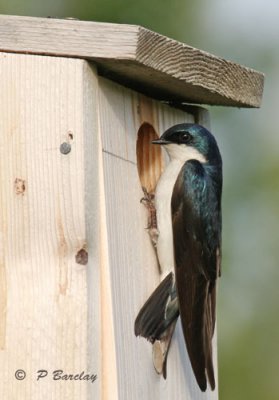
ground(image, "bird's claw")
xmin=141 ymin=187 xmax=158 ymax=247
xmin=149 ymin=227 xmax=159 ymax=247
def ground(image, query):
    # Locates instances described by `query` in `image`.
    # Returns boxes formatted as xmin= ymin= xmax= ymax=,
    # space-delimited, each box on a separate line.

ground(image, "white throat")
xmin=164 ymin=143 xmax=207 ymax=163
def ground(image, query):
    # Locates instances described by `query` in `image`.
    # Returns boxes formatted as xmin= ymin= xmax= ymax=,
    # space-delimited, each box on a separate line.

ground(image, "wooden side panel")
xmin=0 ymin=53 xmax=100 ymax=399
xmin=98 ymin=77 xmax=218 ymax=399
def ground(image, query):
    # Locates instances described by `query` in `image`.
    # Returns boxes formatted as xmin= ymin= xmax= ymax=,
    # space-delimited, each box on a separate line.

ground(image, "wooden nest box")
xmin=0 ymin=15 xmax=263 ymax=400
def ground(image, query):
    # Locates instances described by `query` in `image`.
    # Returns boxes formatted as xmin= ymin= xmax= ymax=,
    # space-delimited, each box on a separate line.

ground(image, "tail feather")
xmin=135 ymin=271 xmax=216 ymax=388
xmin=135 ymin=272 xmax=179 ymax=378
xmin=134 ymin=272 xmax=178 ymax=342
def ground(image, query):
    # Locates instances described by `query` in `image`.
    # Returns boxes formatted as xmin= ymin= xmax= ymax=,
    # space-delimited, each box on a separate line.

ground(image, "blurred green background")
xmin=0 ymin=1 xmax=277 ymax=399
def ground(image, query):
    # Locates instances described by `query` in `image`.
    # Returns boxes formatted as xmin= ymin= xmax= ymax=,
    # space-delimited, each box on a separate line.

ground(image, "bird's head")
xmin=152 ymin=123 xmax=222 ymax=165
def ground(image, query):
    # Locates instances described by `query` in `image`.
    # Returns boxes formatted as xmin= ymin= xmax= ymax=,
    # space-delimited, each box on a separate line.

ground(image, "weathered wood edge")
xmin=136 ymin=27 xmax=264 ymax=108
xmin=0 ymin=14 xmax=264 ymax=108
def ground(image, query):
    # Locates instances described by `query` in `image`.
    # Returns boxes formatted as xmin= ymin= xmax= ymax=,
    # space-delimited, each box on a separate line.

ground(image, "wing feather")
xmin=171 ymin=159 xmax=222 ymax=391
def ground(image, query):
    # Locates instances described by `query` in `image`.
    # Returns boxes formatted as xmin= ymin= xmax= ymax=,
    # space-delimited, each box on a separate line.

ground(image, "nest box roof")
xmin=0 ymin=15 xmax=264 ymax=107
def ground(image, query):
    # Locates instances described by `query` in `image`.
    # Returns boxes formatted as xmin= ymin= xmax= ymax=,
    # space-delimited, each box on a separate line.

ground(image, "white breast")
xmin=155 ymin=143 xmax=206 ymax=279
xmin=155 ymin=158 xmax=184 ymax=278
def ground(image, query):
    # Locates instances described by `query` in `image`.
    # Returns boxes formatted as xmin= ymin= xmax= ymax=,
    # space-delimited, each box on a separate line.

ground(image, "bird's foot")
xmin=140 ymin=187 xmax=159 ymax=247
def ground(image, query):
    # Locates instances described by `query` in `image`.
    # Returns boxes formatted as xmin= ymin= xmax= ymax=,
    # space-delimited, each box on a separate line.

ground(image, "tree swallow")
xmin=135 ymin=123 xmax=222 ymax=392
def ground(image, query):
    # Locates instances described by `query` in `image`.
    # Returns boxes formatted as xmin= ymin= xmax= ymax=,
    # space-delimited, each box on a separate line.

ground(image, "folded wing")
xmin=171 ymin=159 xmax=222 ymax=391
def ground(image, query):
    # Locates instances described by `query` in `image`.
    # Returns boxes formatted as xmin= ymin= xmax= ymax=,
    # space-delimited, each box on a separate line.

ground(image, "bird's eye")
xmin=181 ymin=132 xmax=192 ymax=142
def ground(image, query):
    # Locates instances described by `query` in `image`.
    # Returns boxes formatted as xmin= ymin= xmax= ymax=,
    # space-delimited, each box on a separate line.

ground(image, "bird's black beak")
xmin=152 ymin=138 xmax=170 ymax=145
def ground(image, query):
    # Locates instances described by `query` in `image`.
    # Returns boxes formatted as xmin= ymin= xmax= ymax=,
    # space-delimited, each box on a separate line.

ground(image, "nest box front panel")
xmin=97 ymin=76 xmax=217 ymax=400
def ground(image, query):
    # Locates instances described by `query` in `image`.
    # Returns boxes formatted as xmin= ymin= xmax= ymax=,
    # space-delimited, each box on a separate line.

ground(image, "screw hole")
xmin=60 ymin=142 xmax=71 ymax=155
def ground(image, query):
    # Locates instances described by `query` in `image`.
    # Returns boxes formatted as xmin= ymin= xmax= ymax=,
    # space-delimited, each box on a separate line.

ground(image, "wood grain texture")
xmin=0 ymin=51 xmax=221 ymax=399
xmin=0 ymin=53 xmax=100 ymax=399
xmin=0 ymin=14 xmax=264 ymax=108
xmin=135 ymin=28 xmax=264 ymax=107
xmin=98 ymin=76 xmax=217 ymax=399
